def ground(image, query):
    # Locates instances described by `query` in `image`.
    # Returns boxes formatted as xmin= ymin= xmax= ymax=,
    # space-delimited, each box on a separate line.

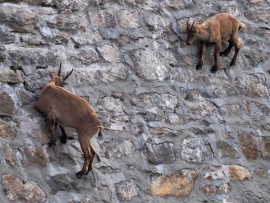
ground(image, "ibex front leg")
xmin=196 ymin=42 xmax=206 ymax=70
xmin=48 ymin=116 xmax=56 ymax=146
xmin=211 ymin=42 xmax=221 ymax=73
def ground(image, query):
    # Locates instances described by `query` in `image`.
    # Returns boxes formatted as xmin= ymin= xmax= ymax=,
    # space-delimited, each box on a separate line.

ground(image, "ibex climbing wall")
xmin=0 ymin=0 xmax=270 ymax=202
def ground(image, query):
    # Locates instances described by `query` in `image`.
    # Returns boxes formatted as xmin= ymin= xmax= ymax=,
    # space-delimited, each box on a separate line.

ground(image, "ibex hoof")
xmin=230 ymin=61 xmax=235 ymax=66
xmin=60 ymin=138 xmax=67 ymax=144
xmin=76 ymin=171 xmax=84 ymax=178
xmin=196 ymin=65 xmax=202 ymax=70
xmin=210 ymin=67 xmax=218 ymax=73
xmin=49 ymin=141 xmax=56 ymax=147
xmin=220 ymin=52 xmax=228 ymax=57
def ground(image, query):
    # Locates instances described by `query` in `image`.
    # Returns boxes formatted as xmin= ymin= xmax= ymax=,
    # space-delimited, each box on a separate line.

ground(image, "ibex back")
xmin=36 ymin=64 xmax=103 ymax=177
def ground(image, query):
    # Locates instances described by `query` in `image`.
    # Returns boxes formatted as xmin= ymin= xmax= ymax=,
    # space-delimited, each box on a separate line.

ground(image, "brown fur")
xmin=36 ymin=65 xmax=103 ymax=177
xmin=186 ymin=13 xmax=244 ymax=73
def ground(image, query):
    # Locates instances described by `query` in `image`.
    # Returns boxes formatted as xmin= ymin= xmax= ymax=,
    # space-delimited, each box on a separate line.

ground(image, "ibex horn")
xmin=57 ymin=62 xmax=62 ymax=77
xmin=186 ymin=18 xmax=190 ymax=31
xmin=190 ymin=22 xmax=195 ymax=30
xmin=63 ymin=69 xmax=74 ymax=81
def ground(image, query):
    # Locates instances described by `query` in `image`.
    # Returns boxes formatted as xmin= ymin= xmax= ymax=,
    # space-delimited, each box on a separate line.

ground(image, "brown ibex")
xmin=36 ymin=64 xmax=103 ymax=177
xmin=186 ymin=13 xmax=244 ymax=73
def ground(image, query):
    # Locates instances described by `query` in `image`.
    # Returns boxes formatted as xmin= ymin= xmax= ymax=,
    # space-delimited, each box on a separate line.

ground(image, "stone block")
xmin=239 ymin=132 xmax=259 ymax=160
xmin=2 ymin=174 xmax=46 ymax=202
xmin=115 ymin=179 xmax=138 ymax=201
xmin=103 ymin=139 xmax=135 ymax=158
xmin=148 ymin=169 xmax=197 ymax=196
xmin=143 ymin=140 xmax=176 ymax=164
xmin=0 ymin=91 xmax=15 ymax=117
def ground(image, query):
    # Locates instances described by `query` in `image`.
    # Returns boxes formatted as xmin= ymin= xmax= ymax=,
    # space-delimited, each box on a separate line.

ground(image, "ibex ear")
xmin=49 ymin=71 xmax=54 ymax=78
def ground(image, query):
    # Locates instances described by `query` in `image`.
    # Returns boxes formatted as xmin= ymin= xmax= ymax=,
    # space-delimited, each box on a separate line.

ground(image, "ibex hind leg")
xmin=76 ymin=136 xmax=91 ymax=178
xmin=230 ymin=37 xmax=241 ymax=66
xmin=220 ymin=41 xmax=233 ymax=57
xmin=59 ymin=125 xmax=68 ymax=144
xmin=87 ymin=145 xmax=99 ymax=174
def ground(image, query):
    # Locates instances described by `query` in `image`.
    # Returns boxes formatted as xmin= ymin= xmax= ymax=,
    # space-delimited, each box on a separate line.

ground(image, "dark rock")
xmin=0 ymin=91 xmax=15 ymax=117
xmin=143 ymin=139 xmax=176 ymax=164
xmin=239 ymin=132 xmax=259 ymax=160
xmin=242 ymin=191 xmax=267 ymax=203
xmin=217 ymin=141 xmax=239 ymax=159
xmin=47 ymin=174 xmax=80 ymax=194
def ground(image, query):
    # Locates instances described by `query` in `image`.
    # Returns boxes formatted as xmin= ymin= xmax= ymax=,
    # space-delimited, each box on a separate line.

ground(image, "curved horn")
xmin=191 ymin=22 xmax=195 ymax=30
xmin=186 ymin=18 xmax=190 ymax=32
xmin=57 ymin=62 xmax=62 ymax=76
xmin=63 ymin=69 xmax=74 ymax=81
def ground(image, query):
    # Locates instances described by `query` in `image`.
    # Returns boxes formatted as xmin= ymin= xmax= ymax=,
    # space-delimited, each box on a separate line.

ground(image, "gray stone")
xmin=8 ymin=49 xmax=58 ymax=74
xmin=0 ymin=91 xmax=15 ymax=117
xmin=98 ymin=45 xmax=121 ymax=63
xmin=163 ymin=113 xmax=190 ymax=125
xmin=235 ymin=74 xmax=269 ymax=98
xmin=245 ymin=8 xmax=270 ymax=23
xmin=143 ymin=139 xmax=176 ymax=164
xmin=181 ymin=136 xmax=211 ymax=163
xmin=47 ymin=174 xmax=80 ymax=194
xmin=242 ymin=191 xmax=267 ymax=203
xmin=0 ymin=4 xmax=36 ymax=33
xmin=74 ymin=63 xmax=128 ymax=85
xmin=68 ymin=47 xmax=99 ymax=65
xmin=98 ymin=185 xmax=112 ymax=202
xmin=103 ymin=139 xmax=135 ymax=158
xmin=46 ymin=13 xmax=88 ymax=33
xmin=133 ymin=48 xmax=169 ymax=81
xmin=132 ymin=93 xmax=178 ymax=112
xmin=115 ymin=179 xmax=138 ymax=201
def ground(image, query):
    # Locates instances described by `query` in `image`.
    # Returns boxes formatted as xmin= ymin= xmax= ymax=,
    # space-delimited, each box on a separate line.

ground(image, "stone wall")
xmin=0 ymin=0 xmax=270 ymax=202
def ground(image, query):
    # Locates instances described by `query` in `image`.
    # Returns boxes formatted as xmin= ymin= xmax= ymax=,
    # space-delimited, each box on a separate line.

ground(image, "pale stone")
xmin=118 ymin=10 xmax=140 ymax=29
xmin=200 ymin=183 xmax=231 ymax=195
xmin=115 ymin=179 xmax=138 ymax=201
xmin=222 ymin=165 xmax=252 ymax=181
xmin=98 ymin=45 xmax=121 ymax=63
xmin=103 ymin=139 xmax=135 ymax=158
xmin=2 ymin=175 xmax=46 ymax=202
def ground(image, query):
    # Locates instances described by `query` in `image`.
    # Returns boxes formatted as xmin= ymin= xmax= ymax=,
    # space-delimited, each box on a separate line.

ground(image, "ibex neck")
xmin=48 ymin=81 xmax=56 ymax=86
xmin=196 ymin=24 xmax=209 ymax=41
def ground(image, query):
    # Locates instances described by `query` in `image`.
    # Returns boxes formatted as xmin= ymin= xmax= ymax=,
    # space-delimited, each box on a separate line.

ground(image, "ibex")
xmin=36 ymin=64 xmax=103 ymax=177
xmin=186 ymin=13 xmax=244 ymax=73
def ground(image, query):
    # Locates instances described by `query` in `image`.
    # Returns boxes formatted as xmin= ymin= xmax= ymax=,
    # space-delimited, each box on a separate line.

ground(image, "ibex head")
xmin=49 ymin=63 xmax=73 ymax=87
xmin=186 ymin=18 xmax=198 ymax=45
